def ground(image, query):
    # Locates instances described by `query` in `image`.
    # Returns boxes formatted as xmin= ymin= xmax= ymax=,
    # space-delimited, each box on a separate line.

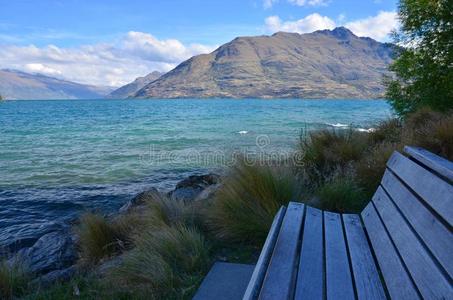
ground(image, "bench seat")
xmin=243 ymin=146 xmax=452 ymax=299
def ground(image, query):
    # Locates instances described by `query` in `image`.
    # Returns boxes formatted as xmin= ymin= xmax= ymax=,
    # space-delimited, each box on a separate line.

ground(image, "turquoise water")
xmin=0 ymin=99 xmax=393 ymax=250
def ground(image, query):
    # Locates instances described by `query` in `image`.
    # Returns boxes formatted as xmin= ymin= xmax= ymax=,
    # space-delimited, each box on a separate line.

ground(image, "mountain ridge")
xmin=107 ymin=71 xmax=162 ymax=99
xmin=0 ymin=69 xmax=114 ymax=100
xmin=134 ymin=27 xmax=396 ymax=99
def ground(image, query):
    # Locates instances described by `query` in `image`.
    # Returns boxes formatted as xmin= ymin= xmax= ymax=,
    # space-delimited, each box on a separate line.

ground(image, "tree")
xmin=385 ymin=0 xmax=453 ymax=117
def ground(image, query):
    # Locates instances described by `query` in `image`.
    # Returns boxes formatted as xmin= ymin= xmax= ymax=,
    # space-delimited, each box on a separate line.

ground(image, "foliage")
xmin=385 ymin=0 xmax=453 ymax=116
xmin=297 ymin=129 xmax=368 ymax=186
xmin=0 ymin=258 xmax=30 ymax=299
xmin=208 ymin=160 xmax=301 ymax=244
xmin=111 ymin=224 xmax=209 ymax=299
xmin=77 ymin=213 xmax=129 ymax=264
xmin=315 ymin=177 xmax=367 ymax=213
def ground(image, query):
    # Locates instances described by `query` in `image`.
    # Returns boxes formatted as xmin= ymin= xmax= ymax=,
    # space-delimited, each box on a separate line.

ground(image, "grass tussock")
xmin=297 ymin=129 xmax=369 ymax=186
xmin=208 ymin=160 xmax=301 ymax=244
xmin=111 ymin=224 xmax=209 ymax=299
xmin=0 ymin=258 xmax=30 ymax=299
xmin=315 ymin=178 xmax=367 ymax=213
xmin=77 ymin=213 xmax=129 ymax=264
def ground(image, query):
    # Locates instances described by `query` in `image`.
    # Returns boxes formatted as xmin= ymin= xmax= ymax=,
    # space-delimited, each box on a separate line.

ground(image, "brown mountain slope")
xmin=107 ymin=71 xmax=162 ymax=99
xmin=134 ymin=27 xmax=395 ymax=99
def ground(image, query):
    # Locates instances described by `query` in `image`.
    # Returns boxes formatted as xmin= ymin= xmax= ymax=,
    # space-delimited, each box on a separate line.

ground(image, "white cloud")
xmin=344 ymin=11 xmax=398 ymax=41
xmin=288 ymin=0 xmax=329 ymax=6
xmin=265 ymin=14 xmax=336 ymax=34
xmin=0 ymin=32 xmax=216 ymax=87
xmin=263 ymin=0 xmax=278 ymax=9
xmin=265 ymin=11 xmax=398 ymax=41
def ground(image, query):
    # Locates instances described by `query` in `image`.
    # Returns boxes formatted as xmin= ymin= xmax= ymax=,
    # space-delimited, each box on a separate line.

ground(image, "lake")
xmin=0 ymin=99 xmax=393 ymax=250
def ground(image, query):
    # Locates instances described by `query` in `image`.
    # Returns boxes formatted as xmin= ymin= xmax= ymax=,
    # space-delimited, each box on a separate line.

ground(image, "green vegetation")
xmin=0 ymin=258 xmax=30 ymax=299
xmin=385 ymin=0 xmax=453 ymax=116
xmin=208 ymin=160 xmax=301 ymax=244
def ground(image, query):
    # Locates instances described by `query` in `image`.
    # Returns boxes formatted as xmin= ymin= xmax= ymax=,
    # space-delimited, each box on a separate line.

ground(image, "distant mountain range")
xmin=132 ymin=27 xmax=396 ymax=99
xmin=107 ymin=71 xmax=162 ymax=99
xmin=0 ymin=69 xmax=113 ymax=100
xmin=1 ymin=27 xmax=396 ymax=100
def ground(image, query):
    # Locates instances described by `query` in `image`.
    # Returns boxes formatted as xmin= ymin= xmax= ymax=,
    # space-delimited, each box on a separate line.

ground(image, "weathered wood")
xmin=343 ymin=214 xmax=386 ymax=300
xmin=361 ymin=202 xmax=420 ymax=300
xmin=243 ymin=207 xmax=286 ymax=300
xmin=324 ymin=211 xmax=355 ymax=300
xmin=295 ymin=206 xmax=324 ymax=300
xmin=381 ymin=169 xmax=453 ymax=279
xmin=387 ymin=151 xmax=453 ymax=227
xmin=259 ymin=202 xmax=305 ymax=300
xmin=404 ymin=146 xmax=453 ymax=182
xmin=372 ymin=187 xmax=452 ymax=299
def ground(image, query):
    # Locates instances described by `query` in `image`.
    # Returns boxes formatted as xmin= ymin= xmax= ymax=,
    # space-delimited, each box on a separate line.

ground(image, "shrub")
xmin=77 ymin=213 xmax=128 ymax=264
xmin=143 ymin=192 xmax=199 ymax=229
xmin=355 ymin=142 xmax=400 ymax=196
xmin=0 ymin=258 xmax=30 ymax=299
xmin=368 ymin=118 xmax=402 ymax=145
xmin=402 ymin=108 xmax=453 ymax=160
xmin=297 ymin=129 xmax=368 ymax=185
xmin=112 ymin=224 xmax=209 ymax=299
xmin=208 ymin=160 xmax=301 ymax=244
xmin=315 ymin=178 xmax=367 ymax=213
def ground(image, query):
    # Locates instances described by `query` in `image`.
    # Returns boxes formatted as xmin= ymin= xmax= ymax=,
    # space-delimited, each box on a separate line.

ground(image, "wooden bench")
xmin=242 ymin=146 xmax=453 ymax=300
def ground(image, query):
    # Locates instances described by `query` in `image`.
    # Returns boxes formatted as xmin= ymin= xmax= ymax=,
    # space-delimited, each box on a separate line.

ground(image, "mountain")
xmin=108 ymin=71 xmax=162 ymax=99
xmin=0 ymin=69 xmax=114 ymax=100
xmin=134 ymin=27 xmax=396 ymax=99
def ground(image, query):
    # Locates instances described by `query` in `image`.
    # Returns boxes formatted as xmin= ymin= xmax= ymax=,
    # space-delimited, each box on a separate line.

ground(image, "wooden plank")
xmin=372 ymin=187 xmax=452 ymax=299
xmin=324 ymin=211 xmax=355 ymax=300
xmin=404 ymin=146 xmax=453 ymax=182
xmin=343 ymin=214 xmax=386 ymax=300
xmin=295 ymin=206 xmax=324 ymax=300
xmin=362 ymin=202 xmax=419 ymax=300
xmin=259 ymin=202 xmax=305 ymax=300
xmin=243 ymin=206 xmax=286 ymax=300
xmin=386 ymin=151 xmax=453 ymax=227
xmin=381 ymin=169 xmax=453 ymax=279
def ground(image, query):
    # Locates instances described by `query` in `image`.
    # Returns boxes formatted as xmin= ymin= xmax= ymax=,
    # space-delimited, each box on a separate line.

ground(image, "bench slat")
xmin=324 ymin=211 xmax=355 ymax=300
xmin=343 ymin=214 xmax=386 ymax=300
xmin=381 ymin=169 xmax=453 ymax=279
xmin=361 ymin=202 xmax=420 ymax=300
xmin=243 ymin=207 xmax=286 ymax=300
xmin=259 ymin=202 xmax=305 ymax=300
xmin=387 ymin=151 xmax=453 ymax=227
xmin=372 ymin=187 xmax=452 ymax=299
xmin=404 ymin=146 xmax=453 ymax=182
xmin=295 ymin=206 xmax=324 ymax=300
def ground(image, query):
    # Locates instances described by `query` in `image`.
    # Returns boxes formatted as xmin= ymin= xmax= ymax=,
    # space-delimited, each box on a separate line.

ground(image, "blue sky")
xmin=0 ymin=0 xmax=398 ymax=86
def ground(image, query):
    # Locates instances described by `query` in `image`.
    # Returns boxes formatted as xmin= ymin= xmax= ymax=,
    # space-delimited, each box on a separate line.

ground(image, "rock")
xmin=194 ymin=183 xmax=222 ymax=202
xmin=169 ymin=173 xmax=221 ymax=202
xmin=12 ymin=231 xmax=77 ymax=275
xmin=30 ymin=265 xmax=77 ymax=288
xmin=94 ymin=255 xmax=123 ymax=277
xmin=119 ymin=187 xmax=160 ymax=213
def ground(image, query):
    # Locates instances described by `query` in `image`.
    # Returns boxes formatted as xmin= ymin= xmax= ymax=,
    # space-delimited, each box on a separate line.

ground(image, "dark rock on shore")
xmin=31 ymin=265 xmax=77 ymax=288
xmin=118 ymin=187 xmax=161 ymax=213
xmin=11 ymin=230 xmax=77 ymax=275
xmin=169 ymin=173 xmax=221 ymax=201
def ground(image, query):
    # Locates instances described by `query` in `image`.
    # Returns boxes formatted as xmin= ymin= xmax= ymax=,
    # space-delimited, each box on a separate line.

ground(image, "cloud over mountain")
xmin=0 ymin=32 xmax=216 ymax=87
xmin=265 ymin=11 xmax=398 ymax=42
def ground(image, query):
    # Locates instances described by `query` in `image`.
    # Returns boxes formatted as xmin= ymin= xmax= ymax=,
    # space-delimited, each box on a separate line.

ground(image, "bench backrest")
xmin=361 ymin=146 xmax=453 ymax=299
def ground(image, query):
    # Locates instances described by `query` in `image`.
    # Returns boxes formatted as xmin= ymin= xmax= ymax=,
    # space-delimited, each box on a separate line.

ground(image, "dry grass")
xmin=0 ymin=258 xmax=30 ymax=299
xmin=297 ymin=129 xmax=369 ymax=186
xmin=315 ymin=177 xmax=367 ymax=213
xmin=208 ymin=160 xmax=301 ymax=244
xmin=77 ymin=213 xmax=128 ymax=264
xmin=355 ymin=142 xmax=400 ymax=196
xmin=402 ymin=108 xmax=453 ymax=160
xmin=111 ymin=224 xmax=209 ymax=299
